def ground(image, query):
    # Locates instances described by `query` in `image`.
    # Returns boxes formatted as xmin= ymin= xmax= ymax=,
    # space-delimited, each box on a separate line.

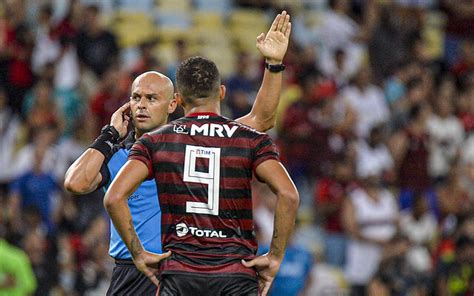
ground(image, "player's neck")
xmin=184 ymin=104 xmax=220 ymax=116
xmin=135 ymin=129 xmax=144 ymax=139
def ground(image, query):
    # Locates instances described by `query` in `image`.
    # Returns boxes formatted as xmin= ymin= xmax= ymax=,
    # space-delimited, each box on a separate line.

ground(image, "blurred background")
xmin=0 ymin=0 xmax=474 ymax=295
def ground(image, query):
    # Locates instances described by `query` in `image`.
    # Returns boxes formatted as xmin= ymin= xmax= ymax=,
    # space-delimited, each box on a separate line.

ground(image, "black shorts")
xmin=159 ymin=273 xmax=258 ymax=296
xmin=106 ymin=259 xmax=158 ymax=296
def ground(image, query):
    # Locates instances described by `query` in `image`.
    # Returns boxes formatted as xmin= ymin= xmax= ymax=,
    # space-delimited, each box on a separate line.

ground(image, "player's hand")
xmin=242 ymin=253 xmax=282 ymax=296
xmin=256 ymin=10 xmax=291 ymax=65
xmin=133 ymin=250 xmax=172 ymax=287
xmin=110 ymin=102 xmax=130 ymax=138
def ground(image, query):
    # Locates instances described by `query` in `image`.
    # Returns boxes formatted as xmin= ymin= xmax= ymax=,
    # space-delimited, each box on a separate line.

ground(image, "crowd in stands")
xmin=0 ymin=0 xmax=473 ymax=295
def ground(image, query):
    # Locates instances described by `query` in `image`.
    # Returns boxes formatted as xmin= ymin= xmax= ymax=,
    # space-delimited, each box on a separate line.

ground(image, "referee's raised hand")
xmin=133 ymin=250 xmax=172 ymax=287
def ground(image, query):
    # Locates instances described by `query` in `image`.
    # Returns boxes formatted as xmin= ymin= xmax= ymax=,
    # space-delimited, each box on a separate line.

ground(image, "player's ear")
xmin=219 ymin=85 xmax=226 ymax=101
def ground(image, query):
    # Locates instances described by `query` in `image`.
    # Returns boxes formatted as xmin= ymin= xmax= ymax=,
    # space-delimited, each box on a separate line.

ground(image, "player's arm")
xmin=242 ymin=160 xmax=299 ymax=296
xmin=64 ymin=103 xmax=130 ymax=194
xmin=103 ymin=159 xmax=171 ymax=286
xmin=236 ymin=11 xmax=291 ymax=132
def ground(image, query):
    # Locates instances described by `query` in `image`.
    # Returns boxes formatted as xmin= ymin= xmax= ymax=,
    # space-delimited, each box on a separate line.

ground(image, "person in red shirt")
xmin=315 ymin=156 xmax=354 ymax=267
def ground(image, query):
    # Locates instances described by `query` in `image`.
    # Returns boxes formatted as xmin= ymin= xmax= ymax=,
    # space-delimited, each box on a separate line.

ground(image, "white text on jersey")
xmin=190 ymin=123 xmax=238 ymax=138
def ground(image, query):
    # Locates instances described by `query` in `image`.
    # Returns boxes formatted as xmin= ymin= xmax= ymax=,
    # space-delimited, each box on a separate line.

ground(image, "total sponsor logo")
xmin=175 ymin=223 xmax=227 ymax=238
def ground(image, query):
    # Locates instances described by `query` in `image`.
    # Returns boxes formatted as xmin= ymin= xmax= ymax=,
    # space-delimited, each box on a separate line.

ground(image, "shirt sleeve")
xmin=128 ymin=134 xmax=154 ymax=180
xmin=252 ymin=133 xmax=280 ymax=172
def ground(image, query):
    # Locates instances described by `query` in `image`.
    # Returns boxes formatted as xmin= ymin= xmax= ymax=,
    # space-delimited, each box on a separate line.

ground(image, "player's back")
xmin=130 ymin=112 xmax=279 ymax=279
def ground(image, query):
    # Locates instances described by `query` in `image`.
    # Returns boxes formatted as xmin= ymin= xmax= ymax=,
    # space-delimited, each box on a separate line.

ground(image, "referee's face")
xmin=130 ymin=72 xmax=176 ymax=135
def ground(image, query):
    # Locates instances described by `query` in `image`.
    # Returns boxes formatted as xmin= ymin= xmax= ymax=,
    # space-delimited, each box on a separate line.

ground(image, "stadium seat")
xmin=153 ymin=42 xmax=178 ymax=68
xmin=194 ymin=0 xmax=233 ymax=16
xmin=110 ymin=11 xmax=157 ymax=48
xmin=155 ymin=0 xmax=191 ymax=11
xmin=154 ymin=9 xmax=192 ymax=30
xmin=228 ymin=8 xmax=269 ymax=29
xmin=193 ymin=11 xmax=224 ymax=27
xmin=114 ymin=0 xmax=155 ymax=12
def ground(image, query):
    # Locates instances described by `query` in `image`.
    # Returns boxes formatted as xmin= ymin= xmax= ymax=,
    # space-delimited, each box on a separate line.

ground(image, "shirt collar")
xmin=186 ymin=112 xmax=219 ymax=118
xmin=122 ymin=130 xmax=136 ymax=150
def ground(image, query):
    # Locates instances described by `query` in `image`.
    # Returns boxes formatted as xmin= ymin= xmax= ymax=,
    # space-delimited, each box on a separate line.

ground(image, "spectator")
xmin=0 ymin=89 xmax=23 ymax=187
xmin=258 ymin=231 xmax=313 ymax=296
xmin=8 ymin=127 xmax=62 ymax=233
xmin=4 ymin=20 xmax=34 ymax=114
xmin=427 ymin=96 xmax=465 ymax=181
xmin=76 ymin=5 xmax=118 ymax=78
xmin=165 ymin=39 xmax=188 ymax=83
xmin=384 ymin=60 xmax=421 ymax=107
xmin=0 ymin=225 xmax=37 ymax=296
xmin=342 ymin=161 xmax=399 ymax=296
xmin=89 ymin=66 xmax=128 ymax=129
xmin=279 ymin=74 xmax=320 ymax=190
xmin=315 ymin=156 xmax=354 ymax=267
xmin=131 ymin=40 xmax=162 ymax=77
xmin=355 ymin=125 xmax=395 ymax=184
xmin=21 ymin=230 xmax=58 ymax=296
xmin=341 ymin=67 xmax=390 ymax=138
xmin=31 ymin=4 xmax=60 ymax=75
xmin=317 ymin=0 xmax=364 ymax=75
xmin=457 ymin=87 xmax=474 ymax=133
xmin=369 ymin=235 xmax=429 ymax=296
xmin=400 ymin=192 xmax=437 ymax=274
xmin=225 ymin=52 xmax=257 ymax=119
xmin=442 ymin=0 xmax=474 ymax=66
xmin=22 ymin=80 xmax=64 ymax=133
xmin=436 ymin=235 xmax=474 ymax=296
xmin=461 ymin=135 xmax=474 ymax=199
xmin=390 ymin=104 xmax=437 ymax=212
xmin=319 ymin=47 xmax=360 ymax=88
xmin=437 ymin=166 xmax=472 ymax=222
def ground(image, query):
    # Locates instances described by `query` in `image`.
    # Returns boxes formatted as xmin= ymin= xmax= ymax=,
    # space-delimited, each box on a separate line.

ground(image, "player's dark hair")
xmin=176 ymin=56 xmax=221 ymax=105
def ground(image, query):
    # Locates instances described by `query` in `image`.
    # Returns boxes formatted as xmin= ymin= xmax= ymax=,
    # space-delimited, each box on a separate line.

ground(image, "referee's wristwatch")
xmin=265 ymin=62 xmax=286 ymax=73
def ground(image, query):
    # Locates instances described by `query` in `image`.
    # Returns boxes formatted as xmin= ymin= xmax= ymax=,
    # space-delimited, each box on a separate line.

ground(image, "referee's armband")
xmin=89 ymin=125 xmax=120 ymax=161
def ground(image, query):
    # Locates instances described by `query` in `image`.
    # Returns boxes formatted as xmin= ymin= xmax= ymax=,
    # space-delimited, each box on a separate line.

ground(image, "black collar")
xmin=121 ymin=131 xmax=136 ymax=150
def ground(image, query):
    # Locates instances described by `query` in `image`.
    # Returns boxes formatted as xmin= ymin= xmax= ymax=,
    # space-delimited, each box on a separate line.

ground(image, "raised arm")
xmin=236 ymin=11 xmax=291 ymax=132
xmin=242 ymin=159 xmax=299 ymax=296
xmin=103 ymin=159 xmax=171 ymax=286
xmin=64 ymin=103 xmax=130 ymax=194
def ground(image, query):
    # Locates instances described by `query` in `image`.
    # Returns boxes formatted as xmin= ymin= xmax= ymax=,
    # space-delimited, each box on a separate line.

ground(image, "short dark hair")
xmin=176 ymin=56 xmax=221 ymax=105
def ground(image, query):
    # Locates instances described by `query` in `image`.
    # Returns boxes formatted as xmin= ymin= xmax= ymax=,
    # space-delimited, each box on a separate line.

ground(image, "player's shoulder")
xmin=223 ymin=116 xmax=269 ymax=138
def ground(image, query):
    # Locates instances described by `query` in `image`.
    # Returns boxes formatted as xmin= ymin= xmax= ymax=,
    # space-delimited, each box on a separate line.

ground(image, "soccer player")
xmin=105 ymin=45 xmax=298 ymax=296
xmin=65 ymin=11 xmax=292 ymax=295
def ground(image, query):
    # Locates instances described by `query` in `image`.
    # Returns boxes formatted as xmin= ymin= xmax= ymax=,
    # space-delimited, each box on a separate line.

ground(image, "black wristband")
xmin=89 ymin=125 xmax=120 ymax=160
xmin=265 ymin=62 xmax=286 ymax=73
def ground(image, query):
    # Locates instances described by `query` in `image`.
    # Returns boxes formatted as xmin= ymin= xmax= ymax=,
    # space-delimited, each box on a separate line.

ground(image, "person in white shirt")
xmin=341 ymin=67 xmax=390 ymax=138
xmin=427 ymin=96 xmax=465 ymax=180
xmin=400 ymin=192 xmax=437 ymax=273
xmin=342 ymin=160 xmax=398 ymax=296
xmin=356 ymin=125 xmax=394 ymax=181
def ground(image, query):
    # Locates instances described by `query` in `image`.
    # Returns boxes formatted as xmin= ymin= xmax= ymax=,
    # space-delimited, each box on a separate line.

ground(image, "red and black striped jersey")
xmin=129 ymin=112 xmax=279 ymax=278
